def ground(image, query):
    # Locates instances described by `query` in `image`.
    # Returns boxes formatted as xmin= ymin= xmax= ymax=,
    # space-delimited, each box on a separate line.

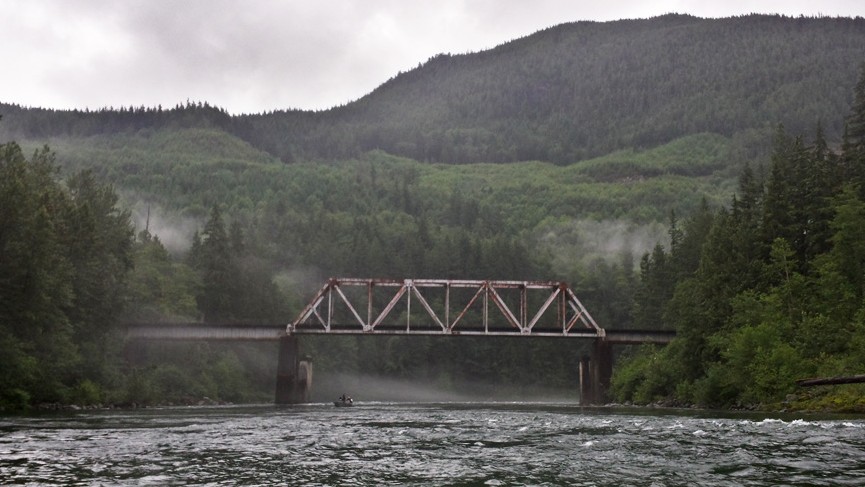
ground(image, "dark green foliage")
xmin=844 ymin=63 xmax=865 ymax=172
xmin=187 ymin=206 xmax=288 ymax=323
xmin=125 ymin=231 xmax=199 ymax=322
xmin=0 ymin=143 xmax=134 ymax=410
xmin=616 ymin=67 xmax=865 ymax=410
xmin=123 ymin=342 xmax=275 ymax=405
xmin=194 ymin=206 xmax=236 ymax=322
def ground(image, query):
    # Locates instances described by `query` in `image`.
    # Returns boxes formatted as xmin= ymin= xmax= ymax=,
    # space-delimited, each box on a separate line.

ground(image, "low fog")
xmin=311 ymin=372 xmax=579 ymax=404
xmin=537 ymin=218 xmax=669 ymax=272
xmin=129 ymin=200 xmax=200 ymax=255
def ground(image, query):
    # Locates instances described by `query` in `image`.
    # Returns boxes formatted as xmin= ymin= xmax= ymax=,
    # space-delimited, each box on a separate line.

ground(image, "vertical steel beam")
xmin=483 ymin=283 xmax=489 ymax=333
xmin=327 ymin=285 xmax=333 ymax=331
xmin=445 ymin=282 xmax=450 ymax=331
xmin=406 ymin=280 xmax=412 ymax=331
xmin=520 ymin=283 xmax=527 ymax=330
xmin=367 ymin=280 xmax=373 ymax=331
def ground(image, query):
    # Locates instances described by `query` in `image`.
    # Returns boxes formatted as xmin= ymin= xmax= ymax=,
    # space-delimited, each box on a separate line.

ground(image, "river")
xmin=1 ymin=403 xmax=863 ymax=485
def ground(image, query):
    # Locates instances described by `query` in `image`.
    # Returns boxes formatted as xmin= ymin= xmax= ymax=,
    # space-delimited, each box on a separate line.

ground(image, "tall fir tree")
xmin=195 ymin=206 xmax=237 ymax=322
xmin=843 ymin=63 xmax=865 ymax=186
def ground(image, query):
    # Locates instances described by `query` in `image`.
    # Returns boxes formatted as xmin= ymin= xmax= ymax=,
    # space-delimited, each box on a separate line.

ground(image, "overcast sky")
xmin=1 ymin=0 xmax=863 ymax=114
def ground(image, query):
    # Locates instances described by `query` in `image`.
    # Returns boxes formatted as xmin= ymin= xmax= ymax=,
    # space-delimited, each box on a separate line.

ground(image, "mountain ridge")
xmin=2 ymin=14 xmax=864 ymax=165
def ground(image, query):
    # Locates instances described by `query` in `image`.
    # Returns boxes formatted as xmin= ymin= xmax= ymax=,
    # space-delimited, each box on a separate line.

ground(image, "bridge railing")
xmin=289 ymin=278 xmax=604 ymax=337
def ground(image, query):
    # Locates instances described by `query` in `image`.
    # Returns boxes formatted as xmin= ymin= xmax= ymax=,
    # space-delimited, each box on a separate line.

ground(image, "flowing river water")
xmin=1 ymin=403 xmax=864 ymax=485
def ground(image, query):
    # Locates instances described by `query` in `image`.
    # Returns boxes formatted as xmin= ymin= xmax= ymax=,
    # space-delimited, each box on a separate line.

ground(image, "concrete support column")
xmin=591 ymin=340 xmax=613 ymax=404
xmin=579 ymin=355 xmax=593 ymax=405
xmin=579 ymin=340 xmax=613 ymax=405
xmin=297 ymin=360 xmax=312 ymax=403
xmin=275 ymin=336 xmax=312 ymax=404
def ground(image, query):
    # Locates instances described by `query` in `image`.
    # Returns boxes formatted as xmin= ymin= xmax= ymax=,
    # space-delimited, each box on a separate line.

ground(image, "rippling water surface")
xmin=2 ymin=403 xmax=864 ymax=485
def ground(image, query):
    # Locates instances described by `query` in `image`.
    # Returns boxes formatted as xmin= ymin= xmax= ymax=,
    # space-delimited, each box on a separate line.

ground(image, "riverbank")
xmin=618 ymin=383 xmax=865 ymax=415
xmin=780 ymin=385 xmax=865 ymax=414
xmin=5 ymin=396 xmax=233 ymax=414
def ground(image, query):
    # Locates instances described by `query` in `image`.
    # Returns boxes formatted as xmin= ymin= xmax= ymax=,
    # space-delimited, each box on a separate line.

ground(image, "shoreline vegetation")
xmin=609 ymin=63 xmax=865 ymax=413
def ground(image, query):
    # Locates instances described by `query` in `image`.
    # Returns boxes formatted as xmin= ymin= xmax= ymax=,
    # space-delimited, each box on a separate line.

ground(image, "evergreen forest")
xmin=2 ymin=14 xmax=865 ymax=412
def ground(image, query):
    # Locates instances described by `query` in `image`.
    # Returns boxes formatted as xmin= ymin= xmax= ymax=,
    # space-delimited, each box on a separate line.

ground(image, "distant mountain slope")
xmin=3 ymin=14 xmax=864 ymax=165
xmin=235 ymin=14 xmax=865 ymax=163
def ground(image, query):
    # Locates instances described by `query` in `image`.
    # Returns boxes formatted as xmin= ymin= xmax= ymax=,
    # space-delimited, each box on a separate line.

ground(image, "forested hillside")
xmin=236 ymin=14 xmax=864 ymax=164
xmin=2 ymin=15 xmax=865 ymax=165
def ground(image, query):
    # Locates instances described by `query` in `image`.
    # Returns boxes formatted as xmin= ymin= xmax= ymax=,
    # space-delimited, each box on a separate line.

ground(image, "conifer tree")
xmin=196 ymin=206 xmax=237 ymax=322
xmin=633 ymin=243 xmax=672 ymax=330
xmin=844 ymin=63 xmax=865 ymax=164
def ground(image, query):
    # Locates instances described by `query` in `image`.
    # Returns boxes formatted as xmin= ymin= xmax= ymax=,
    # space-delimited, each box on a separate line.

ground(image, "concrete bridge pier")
xmin=275 ymin=336 xmax=312 ymax=404
xmin=579 ymin=355 xmax=594 ymax=404
xmin=579 ymin=340 xmax=613 ymax=405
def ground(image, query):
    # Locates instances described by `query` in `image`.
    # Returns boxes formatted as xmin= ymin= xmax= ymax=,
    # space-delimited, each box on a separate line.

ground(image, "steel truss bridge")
xmin=125 ymin=277 xmax=675 ymax=404
xmin=127 ymin=278 xmax=674 ymax=344
xmin=291 ymin=278 xmax=602 ymax=337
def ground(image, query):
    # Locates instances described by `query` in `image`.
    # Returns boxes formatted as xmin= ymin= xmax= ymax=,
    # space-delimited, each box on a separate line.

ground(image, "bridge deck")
xmin=125 ymin=322 xmax=674 ymax=344
xmin=126 ymin=323 xmax=285 ymax=341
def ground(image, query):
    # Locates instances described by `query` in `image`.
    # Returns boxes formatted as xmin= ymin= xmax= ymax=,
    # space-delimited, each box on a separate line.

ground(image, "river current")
xmin=1 ymin=403 xmax=863 ymax=486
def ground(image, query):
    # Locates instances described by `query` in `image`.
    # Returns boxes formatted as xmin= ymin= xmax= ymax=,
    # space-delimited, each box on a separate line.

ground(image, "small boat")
xmin=334 ymin=395 xmax=354 ymax=407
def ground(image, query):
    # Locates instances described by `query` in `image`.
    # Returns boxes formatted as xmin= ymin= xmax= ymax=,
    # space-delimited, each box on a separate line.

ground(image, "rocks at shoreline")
xmin=31 ymin=396 xmax=231 ymax=412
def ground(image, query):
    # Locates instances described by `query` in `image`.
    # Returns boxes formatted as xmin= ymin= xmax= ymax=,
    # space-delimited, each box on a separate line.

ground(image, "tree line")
xmin=615 ymin=65 xmax=865 ymax=411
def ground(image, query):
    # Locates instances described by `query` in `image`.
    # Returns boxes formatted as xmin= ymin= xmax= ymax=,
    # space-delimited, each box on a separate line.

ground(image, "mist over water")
xmin=2 ymin=404 xmax=863 ymax=485
xmin=313 ymin=372 xmax=578 ymax=404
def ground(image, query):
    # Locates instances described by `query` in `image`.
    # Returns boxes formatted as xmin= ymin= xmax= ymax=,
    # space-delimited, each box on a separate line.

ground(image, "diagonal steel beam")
xmin=333 ymin=283 xmax=368 ymax=330
xmin=449 ymin=284 xmax=487 ymax=330
xmin=566 ymin=287 xmax=600 ymax=331
xmin=409 ymin=281 xmax=447 ymax=332
xmin=527 ymin=287 xmax=562 ymax=332
xmin=288 ymin=280 xmax=332 ymax=333
xmin=486 ymin=282 xmax=523 ymax=332
xmin=370 ymin=284 xmax=409 ymax=329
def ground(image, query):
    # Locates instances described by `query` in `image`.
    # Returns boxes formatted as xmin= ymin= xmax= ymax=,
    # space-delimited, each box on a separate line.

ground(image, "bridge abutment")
xmin=275 ymin=336 xmax=312 ymax=404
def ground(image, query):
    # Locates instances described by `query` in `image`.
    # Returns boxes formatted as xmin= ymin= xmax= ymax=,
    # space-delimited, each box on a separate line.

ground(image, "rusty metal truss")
xmin=288 ymin=278 xmax=604 ymax=338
